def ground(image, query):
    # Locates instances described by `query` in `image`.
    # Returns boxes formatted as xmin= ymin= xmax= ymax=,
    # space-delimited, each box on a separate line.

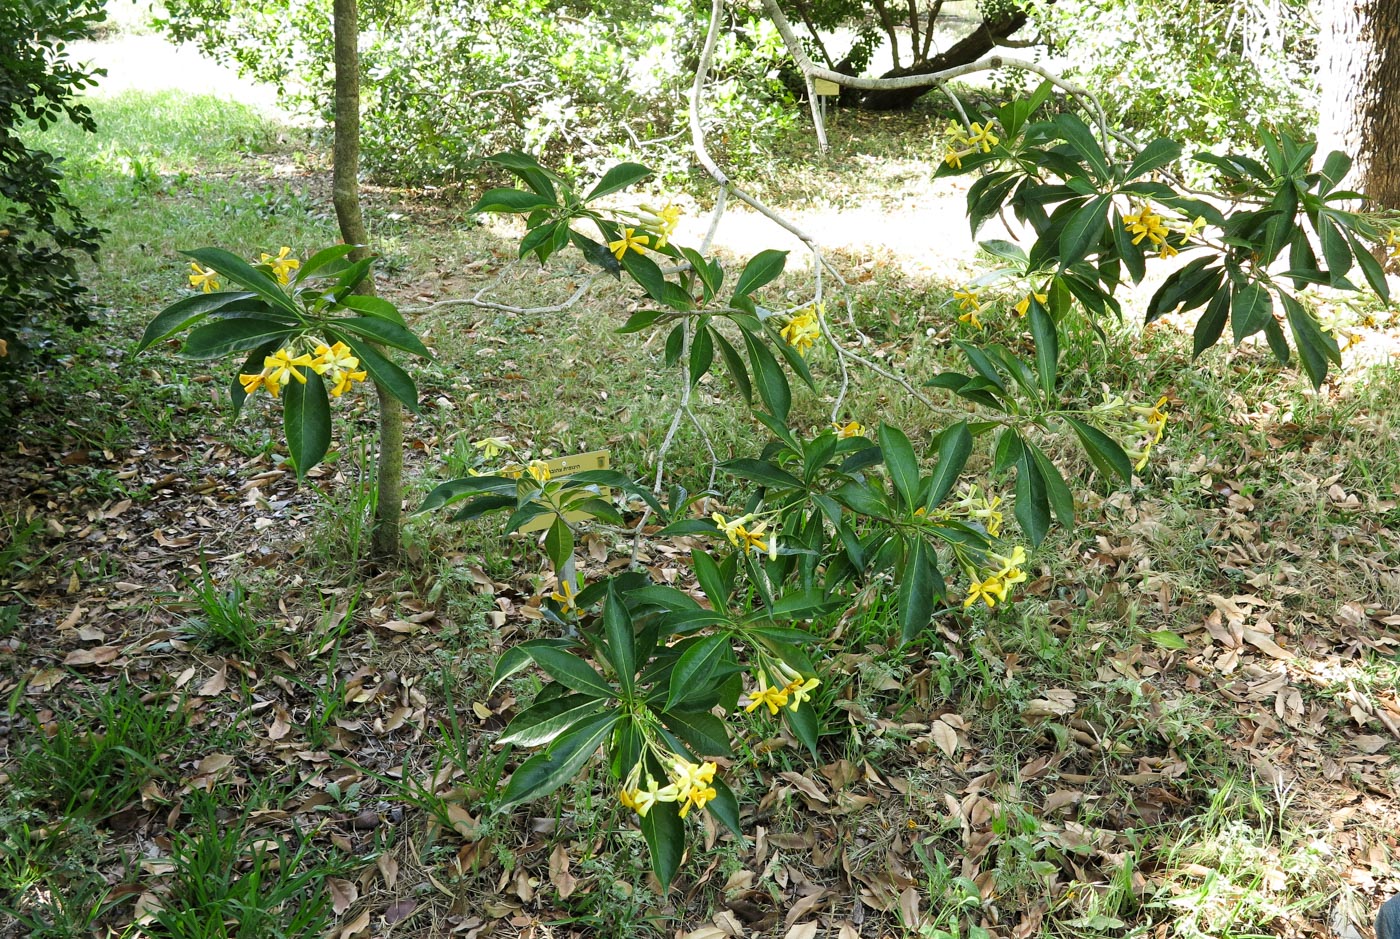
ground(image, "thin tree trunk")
xmin=332 ymin=0 xmax=403 ymax=563
xmin=854 ymin=8 xmax=1026 ymax=110
xmin=1318 ymin=0 xmax=1400 ymax=207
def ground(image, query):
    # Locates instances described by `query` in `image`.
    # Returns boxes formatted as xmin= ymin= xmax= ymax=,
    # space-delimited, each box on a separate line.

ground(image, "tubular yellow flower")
xmin=188 ymin=263 xmax=220 ymax=293
xmin=1181 ymin=216 xmax=1208 ymax=242
xmin=264 ymin=348 xmax=315 ymax=397
xmin=832 ymin=420 xmax=865 ymax=439
xmin=260 ymin=246 xmax=300 ymax=285
xmin=1124 ymin=203 xmax=1170 ymax=247
xmin=527 ymin=459 xmax=552 ymax=484
xmin=737 ymin=520 xmax=769 ymax=555
xmin=967 ymin=121 xmax=999 ymax=153
xmin=607 ymin=227 xmax=650 ymax=260
xmin=958 ymin=308 xmax=984 ymax=329
xmin=239 ymin=369 xmax=271 ymax=396
xmin=309 ymin=341 xmax=365 ymax=397
xmin=954 ymin=287 xmax=982 ymax=312
xmin=743 ymin=671 xmax=790 ymax=716
xmin=1131 ymin=395 xmax=1170 ymax=443
xmin=774 ymin=662 xmax=820 ymax=711
xmin=1387 ymin=230 xmax=1400 ymax=261
xmin=551 ymin=577 xmax=579 ymax=613
xmin=1013 ymin=292 xmax=1049 ymax=318
xmin=711 ymin=512 xmax=753 ymax=546
xmin=329 ymin=368 xmax=367 ymax=397
xmin=652 ymin=203 xmax=682 ymax=249
xmin=781 ymin=307 xmax=821 ymax=356
xmin=629 ymin=775 xmax=679 ymax=817
xmin=964 ymin=574 xmax=1005 ymax=609
xmin=473 ymin=436 xmax=511 ymax=459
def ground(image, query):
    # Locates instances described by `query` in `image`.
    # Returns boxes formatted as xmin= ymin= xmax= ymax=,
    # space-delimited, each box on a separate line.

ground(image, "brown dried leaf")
xmin=377 ymin=853 xmax=399 ymax=889
xmin=63 ymin=646 xmax=119 ymax=666
xmin=384 ymin=898 xmax=416 ymax=925
xmin=329 ymin=877 xmax=358 ymax=916
xmin=549 ymin=843 xmax=578 ymax=899
xmin=929 ymin=720 xmax=959 ymax=758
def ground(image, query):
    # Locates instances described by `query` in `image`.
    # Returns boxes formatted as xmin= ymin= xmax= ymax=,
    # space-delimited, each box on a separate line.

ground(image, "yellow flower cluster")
xmin=640 ymin=203 xmax=682 ymax=250
xmin=619 ymin=755 xmax=718 ymax=819
xmin=711 ymin=512 xmax=778 ymax=559
xmin=742 ymin=662 xmax=820 ymax=716
xmin=954 ymin=484 xmax=1003 ymax=537
xmin=1386 ymin=229 xmax=1400 ymax=261
xmin=780 ymin=306 xmax=822 ymax=356
xmin=608 ymin=227 xmax=650 ymax=260
xmin=1123 ymin=205 xmax=1208 ymax=260
xmin=963 ymin=545 xmax=1028 ymax=609
xmin=527 ymin=459 xmax=552 ymax=484
xmin=259 ymin=246 xmax=300 ymax=285
xmin=473 ymin=437 xmax=512 ymax=459
xmin=942 ymin=120 xmax=998 ymax=170
xmin=189 ymin=263 xmax=220 ymax=293
xmin=239 ymin=340 xmax=367 ymax=399
xmin=954 ymin=287 xmax=984 ymax=329
xmin=832 ymin=420 xmax=865 ymax=439
xmin=1127 ymin=394 xmax=1170 ymax=470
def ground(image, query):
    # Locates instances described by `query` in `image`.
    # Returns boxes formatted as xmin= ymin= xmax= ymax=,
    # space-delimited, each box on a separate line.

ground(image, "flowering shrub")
xmin=135 ymin=245 xmax=430 ymax=475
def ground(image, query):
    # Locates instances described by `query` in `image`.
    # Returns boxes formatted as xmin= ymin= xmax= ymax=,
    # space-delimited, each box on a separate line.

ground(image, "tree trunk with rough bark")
xmin=853 ymin=8 xmax=1027 ymax=110
xmin=332 ymin=0 xmax=404 ymax=564
xmin=1317 ymin=0 xmax=1400 ymax=207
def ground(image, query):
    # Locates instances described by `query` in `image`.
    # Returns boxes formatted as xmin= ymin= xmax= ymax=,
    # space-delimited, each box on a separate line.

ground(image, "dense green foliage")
xmin=156 ymin=0 xmax=796 ymax=183
xmin=1036 ymin=0 xmax=1315 ymax=156
xmin=0 ymin=0 xmax=105 ymax=370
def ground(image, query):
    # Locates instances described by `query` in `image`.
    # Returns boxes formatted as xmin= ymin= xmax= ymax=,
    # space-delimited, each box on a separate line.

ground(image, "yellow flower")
xmin=473 ymin=437 xmax=511 ymax=459
xmin=188 ymin=263 xmax=220 ymax=293
xmin=239 ymin=368 xmax=270 ymax=396
xmin=607 ymin=227 xmax=650 ymax=260
xmin=1158 ymin=241 xmax=1179 ymax=260
xmin=527 ymin=459 xmax=551 ymax=484
xmin=964 ymin=574 xmax=1006 ymax=609
xmin=309 ymin=341 xmax=366 ymax=397
xmin=1131 ymin=394 xmax=1170 ymax=443
xmin=711 ymin=512 xmax=752 ymax=546
xmin=780 ymin=307 xmax=822 ymax=356
xmin=832 ymin=420 xmax=865 ymax=439
xmin=965 ymin=491 xmax=1003 ymax=537
xmin=263 ymin=348 xmax=315 ymax=397
xmin=1181 ymin=216 xmax=1207 ymax=242
xmin=0 ymin=338 xmax=8 ymax=357
xmin=774 ymin=662 xmax=820 ymax=712
xmin=954 ymin=287 xmax=981 ymax=312
xmin=667 ymin=757 xmax=716 ymax=809
xmin=967 ymin=121 xmax=999 ymax=153
xmin=1013 ymin=292 xmax=1048 ymax=317
xmin=989 ymin=545 xmax=1027 ymax=577
xmin=944 ymin=147 xmax=970 ymax=170
xmin=743 ymin=671 xmax=790 ymax=716
xmin=628 ymin=775 xmax=679 ymax=818
xmin=1386 ymin=229 xmax=1400 ymax=261
xmin=259 ymin=246 xmax=300 ymax=285
xmin=1123 ymin=203 xmax=1170 ymax=247
xmin=645 ymin=203 xmax=682 ymax=249
xmin=943 ymin=121 xmax=970 ymax=147
xmin=737 ymin=520 xmax=769 ymax=555
xmin=958 ymin=308 xmax=983 ymax=329
xmin=551 ymin=577 xmax=580 ymax=613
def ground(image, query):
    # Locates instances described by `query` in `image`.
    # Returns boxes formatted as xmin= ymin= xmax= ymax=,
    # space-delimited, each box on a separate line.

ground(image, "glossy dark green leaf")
xmin=1280 ymin=292 xmax=1339 ymax=389
xmin=877 ymin=424 xmax=920 ymax=510
xmin=1028 ymin=443 xmax=1074 ymax=528
xmin=688 ymin=323 xmax=714 ymax=386
xmin=1230 ymin=281 xmax=1273 ymax=344
xmin=185 ymin=247 xmax=300 ymax=316
xmin=640 ymin=800 xmax=684 ymax=888
xmin=602 ymin=582 xmax=637 ymax=696
xmin=585 ymin=162 xmax=653 ymax=201
xmin=1053 ymin=112 xmax=1111 ymax=181
xmin=181 ymin=317 xmax=294 ymax=360
xmin=924 ymin=421 xmax=971 ymax=510
xmin=468 ymin=188 xmax=556 ymax=214
xmin=136 ymin=290 xmax=261 ymax=353
xmin=731 ymin=249 xmax=787 ymax=300
xmin=498 ymin=694 xmax=607 ymax=747
xmin=528 ymin=647 xmax=614 ymax=699
xmin=283 ymin=370 xmax=331 ymax=477
xmin=1027 ymin=301 xmax=1058 ymax=401
xmin=1058 ymin=195 xmax=1110 ymax=268
xmin=1064 ymin=416 xmax=1132 ymax=482
xmin=898 ymin=537 xmax=938 ymax=644
xmin=742 ymin=329 xmax=791 ymax=422
xmin=1193 ymin=289 xmax=1230 ymax=359
xmin=784 ymin=697 xmax=820 ymax=759
xmin=1126 ymin=137 xmax=1183 ymax=180
xmin=333 ymin=333 xmax=421 ymax=413
xmin=691 ymin=550 xmax=730 ymax=610
xmin=498 ymin=712 xmax=619 ymax=809
xmin=666 ymin=634 xmax=730 ymax=712
xmin=568 ymin=230 xmax=623 ymax=278
xmin=706 ymin=777 xmax=743 ymax=839
xmin=544 ymin=516 xmax=574 ymax=575
xmin=662 ymin=709 xmax=731 ymax=756
xmin=712 ymin=331 xmax=752 ymax=403
xmin=1318 ymin=214 xmax=1353 ymax=283
xmin=332 ymin=316 xmax=430 ymax=358
xmin=1014 ymin=450 xmax=1051 ymax=547
xmin=721 ymin=459 xmax=803 ymax=490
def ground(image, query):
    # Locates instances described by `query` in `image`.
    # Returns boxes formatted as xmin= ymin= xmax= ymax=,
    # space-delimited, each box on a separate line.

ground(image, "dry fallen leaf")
xmin=329 ymin=877 xmax=358 ymax=916
xmin=930 ymin=719 xmax=959 ymax=758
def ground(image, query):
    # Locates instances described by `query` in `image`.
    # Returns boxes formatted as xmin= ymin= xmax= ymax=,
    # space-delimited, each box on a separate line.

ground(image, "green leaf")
xmin=713 ymin=332 xmax=752 ymax=403
xmin=689 ymin=322 xmax=714 ymax=386
xmin=1347 ymin=230 xmax=1390 ymax=302
xmin=136 ymin=290 xmax=261 ymax=353
xmin=1027 ymin=443 xmax=1074 ymax=528
xmin=181 ymin=317 xmax=294 ymax=359
xmin=1014 ymin=450 xmax=1051 ymax=547
xmin=333 ymin=332 xmax=421 ymax=413
xmin=585 ymin=162 xmax=653 ymax=201
xmin=1053 ymin=112 xmax=1111 ymax=181
xmin=979 ymin=239 xmax=1027 ymax=265
xmin=731 ymin=249 xmax=787 ymax=300
xmin=184 ymin=247 xmax=300 ymax=317
xmin=691 ymin=550 xmax=730 ymax=610
xmin=1193 ymin=289 xmax=1230 ymax=359
xmin=784 ymin=698 xmax=820 ymax=759
xmin=706 ymin=777 xmax=744 ymax=839
xmin=1126 ymin=138 xmax=1183 ymax=180
xmin=1318 ymin=150 xmax=1352 ymax=194
xmin=568 ymin=231 xmax=623 ymax=278
xmin=297 ymin=244 xmax=358 ymax=281
xmin=544 ymin=516 xmax=574 ymax=574
xmin=1281 ymin=292 xmax=1339 ymax=389
xmin=602 ymin=583 xmax=636 ymax=696
xmin=897 ymin=537 xmax=938 ymax=644
xmin=332 ymin=316 xmax=431 ymax=358
xmin=924 ymin=421 xmax=972 ymax=510
xmin=339 ymin=294 xmax=407 ymax=326
xmin=1146 ymin=630 xmax=1188 ymax=651
xmin=1230 ymin=282 xmax=1273 ymax=344
xmin=528 ymin=647 xmax=614 ymax=698
xmin=640 ymin=800 xmax=684 ymax=888
xmin=620 ymin=249 xmax=671 ymax=305
xmin=666 ymin=634 xmax=730 ymax=712
xmin=416 ymin=474 xmax=517 ymax=514
xmin=1027 ymin=301 xmax=1058 ymax=401
xmin=877 ymin=424 xmax=920 ymax=510
xmin=1318 ymin=214 xmax=1353 ymax=283
xmin=468 ymin=188 xmax=556 ymax=214
xmin=1058 ymin=195 xmax=1110 ymax=268
xmin=721 ymin=459 xmax=803 ymax=491
xmin=742 ymin=329 xmax=791 ymax=422
xmin=498 ymin=712 xmax=619 ymax=810
xmin=661 ymin=709 xmax=731 ymax=757
xmin=1064 ymin=417 xmax=1132 ymax=482
xmin=499 ymin=694 xmax=608 ymax=747
xmin=489 ymin=638 xmax=576 ymax=693
xmin=283 ymin=370 xmax=331 ymax=477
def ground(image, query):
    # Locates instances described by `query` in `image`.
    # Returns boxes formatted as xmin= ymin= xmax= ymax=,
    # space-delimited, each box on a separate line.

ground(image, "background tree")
xmin=0 ymin=0 xmax=105 ymax=375
xmin=1317 ymin=0 xmax=1400 ymax=207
